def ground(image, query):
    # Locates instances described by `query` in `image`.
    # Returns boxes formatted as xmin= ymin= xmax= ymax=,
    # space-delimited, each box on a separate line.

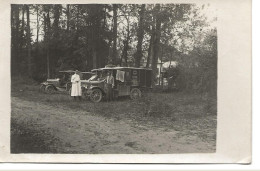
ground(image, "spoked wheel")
xmin=39 ymin=85 xmax=46 ymax=93
xmin=90 ymin=89 xmax=103 ymax=103
xmin=45 ymin=85 xmax=55 ymax=94
xmin=130 ymin=88 xmax=142 ymax=100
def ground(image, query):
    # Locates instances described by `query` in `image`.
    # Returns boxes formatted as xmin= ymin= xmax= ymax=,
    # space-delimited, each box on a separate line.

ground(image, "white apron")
xmin=71 ymin=74 xmax=82 ymax=96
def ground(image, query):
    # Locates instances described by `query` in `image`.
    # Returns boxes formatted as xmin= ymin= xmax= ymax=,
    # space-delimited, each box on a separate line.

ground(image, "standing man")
xmin=106 ymin=71 xmax=115 ymax=101
xmin=71 ymin=70 xmax=82 ymax=101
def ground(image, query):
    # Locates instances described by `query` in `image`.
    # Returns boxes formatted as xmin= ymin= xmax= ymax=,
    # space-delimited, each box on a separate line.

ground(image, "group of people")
xmin=70 ymin=70 xmax=114 ymax=101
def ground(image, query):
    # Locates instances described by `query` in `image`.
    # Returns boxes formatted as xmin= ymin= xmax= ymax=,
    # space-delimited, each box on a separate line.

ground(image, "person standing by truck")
xmin=71 ymin=70 xmax=82 ymax=101
xmin=105 ymin=71 xmax=114 ymax=101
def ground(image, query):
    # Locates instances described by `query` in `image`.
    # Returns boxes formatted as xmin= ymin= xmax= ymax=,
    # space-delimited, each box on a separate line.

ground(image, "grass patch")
xmin=11 ymin=81 xmax=217 ymax=145
xmin=12 ymin=83 xmax=217 ymax=122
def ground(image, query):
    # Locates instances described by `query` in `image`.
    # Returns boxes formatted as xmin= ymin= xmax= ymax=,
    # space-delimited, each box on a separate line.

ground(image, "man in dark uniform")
xmin=105 ymin=71 xmax=114 ymax=101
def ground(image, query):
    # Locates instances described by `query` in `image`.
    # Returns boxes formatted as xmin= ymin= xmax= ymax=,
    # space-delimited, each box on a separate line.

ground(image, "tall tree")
xmin=20 ymin=5 xmax=25 ymax=53
xmin=135 ymin=4 xmax=145 ymax=67
xmin=36 ymin=5 xmax=39 ymax=48
xmin=66 ymin=4 xmax=70 ymax=31
xmin=25 ymin=5 xmax=32 ymax=77
xmin=120 ymin=11 xmax=130 ymax=66
xmin=112 ymin=4 xmax=118 ymax=64
xmin=11 ymin=5 xmax=20 ymax=75
xmin=52 ymin=4 xmax=62 ymax=74
xmin=91 ymin=5 xmax=99 ymax=69
xmin=53 ymin=4 xmax=61 ymax=39
xmin=144 ymin=5 xmax=155 ymax=68
xmin=151 ymin=4 xmax=162 ymax=85
xmin=17 ymin=5 xmax=25 ymax=75
xmin=146 ymin=32 xmax=154 ymax=68
xmin=43 ymin=5 xmax=51 ymax=78
xmin=32 ymin=5 xmax=41 ymax=76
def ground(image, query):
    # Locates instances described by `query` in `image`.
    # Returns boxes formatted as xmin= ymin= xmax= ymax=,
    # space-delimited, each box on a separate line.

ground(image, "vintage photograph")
xmin=10 ymin=3 xmax=217 ymax=154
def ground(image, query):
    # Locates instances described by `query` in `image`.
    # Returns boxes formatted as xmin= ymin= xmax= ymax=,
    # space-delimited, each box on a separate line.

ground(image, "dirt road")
xmin=11 ymin=96 xmax=215 ymax=153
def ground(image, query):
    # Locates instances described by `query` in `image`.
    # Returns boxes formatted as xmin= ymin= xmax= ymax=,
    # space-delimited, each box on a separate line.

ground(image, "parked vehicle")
xmin=40 ymin=70 xmax=92 ymax=94
xmin=81 ymin=67 xmax=152 ymax=102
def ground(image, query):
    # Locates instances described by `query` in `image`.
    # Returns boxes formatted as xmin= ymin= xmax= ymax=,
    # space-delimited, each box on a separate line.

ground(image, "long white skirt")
xmin=71 ymin=82 xmax=82 ymax=96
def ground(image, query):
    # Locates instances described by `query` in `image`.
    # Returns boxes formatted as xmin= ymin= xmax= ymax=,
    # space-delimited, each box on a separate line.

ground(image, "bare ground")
xmin=11 ymin=83 xmax=216 ymax=154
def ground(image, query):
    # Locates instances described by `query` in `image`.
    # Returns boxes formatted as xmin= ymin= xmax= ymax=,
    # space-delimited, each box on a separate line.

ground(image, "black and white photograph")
xmin=9 ymin=3 xmax=218 ymax=154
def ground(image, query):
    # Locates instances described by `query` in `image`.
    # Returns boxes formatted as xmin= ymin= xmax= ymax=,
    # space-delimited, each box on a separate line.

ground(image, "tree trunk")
xmin=53 ymin=4 xmax=61 ymax=39
xmin=146 ymin=34 xmax=153 ymax=68
xmin=97 ymin=5 xmax=102 ymax=68
xmin=26 ymin=5 xmax=32 ymax=77
xmin=20 ymin=5 xmax=25 ymax=44
xmin=11 ymin=5 xmax=20 ymax=75
xmin=112 ymin=4 xmax=118 ymax=65
xmin=159 ymin=46 xmax=164 ymax=86
xmin=76 ymin=5 xmax=79 ymax=31
xmin=36 ymin=6 xmax=39 ymax=45
xmin=53 ymin=5 xmax=61 ymax=75
xmin=34 ymin=5 xmax=40 ymax=74
xmin=47 ymin=10 xmax=51 ymax=78
xmin=11 ymin=5 xmax=14 ymax=75
xmin=19 ymin=5 xmax=25 ymax=76
xmin=43 ymin=6 xmax=51 ymax=79
xmin=91 ymin=5 xmax=102 ymax=69
xmin=15 ymin=5 xmax=20 ymax=73
xmin=66 ymin=5 xmax=70 ymax=31
xmin=121 ymin=18 xmax=130 ymax=67
xmin=92 ymin=22 xmax=97 ymax=69
xmin=103 ymin=5 xmax=106 ymax=30
xmin=146 ymin=16 xmax=155 ymax=68
xmin=135 ymin=4 xmax=145 ymax=67
xmin=121 ymin=39 xmax=129 ymax=66
xmin=151 ymin=4 xmax=162 ymax=86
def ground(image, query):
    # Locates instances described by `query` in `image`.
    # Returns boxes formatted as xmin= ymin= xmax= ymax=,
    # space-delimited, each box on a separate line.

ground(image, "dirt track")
xmin=11 ymin=96 xmax=215 ymax=154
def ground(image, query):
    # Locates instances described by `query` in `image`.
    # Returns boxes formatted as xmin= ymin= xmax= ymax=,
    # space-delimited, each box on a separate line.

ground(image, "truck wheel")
xmin=130 ymin=88 xmax=142 ymax=100
xmin=45 ymin=85 xmax=55 ymax=94
xmin=90 ymin=89 xmax=103 ymax=103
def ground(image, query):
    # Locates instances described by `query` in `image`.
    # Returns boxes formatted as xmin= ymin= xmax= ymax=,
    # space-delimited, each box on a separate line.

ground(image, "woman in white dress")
xmin=71 ymin=70 xmax=82 ymax=101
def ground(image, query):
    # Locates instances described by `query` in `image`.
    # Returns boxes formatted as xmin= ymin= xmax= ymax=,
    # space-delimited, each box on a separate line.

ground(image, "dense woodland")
xmin=11 ymin=4 xmax=217 ymax=93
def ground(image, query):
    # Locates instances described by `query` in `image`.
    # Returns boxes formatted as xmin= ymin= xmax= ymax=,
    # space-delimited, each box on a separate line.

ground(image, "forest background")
xmin=10 ymin=3 xmax=217 ymax=93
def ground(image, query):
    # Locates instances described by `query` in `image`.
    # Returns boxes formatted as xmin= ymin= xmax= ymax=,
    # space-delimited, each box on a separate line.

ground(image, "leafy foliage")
xmin=11 ymin=3 xmax=217 ymax=93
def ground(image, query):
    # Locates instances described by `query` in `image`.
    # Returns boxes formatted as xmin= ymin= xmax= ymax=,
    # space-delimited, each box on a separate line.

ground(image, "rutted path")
xmin=11 ymin=97 xmax=214 ymax=153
